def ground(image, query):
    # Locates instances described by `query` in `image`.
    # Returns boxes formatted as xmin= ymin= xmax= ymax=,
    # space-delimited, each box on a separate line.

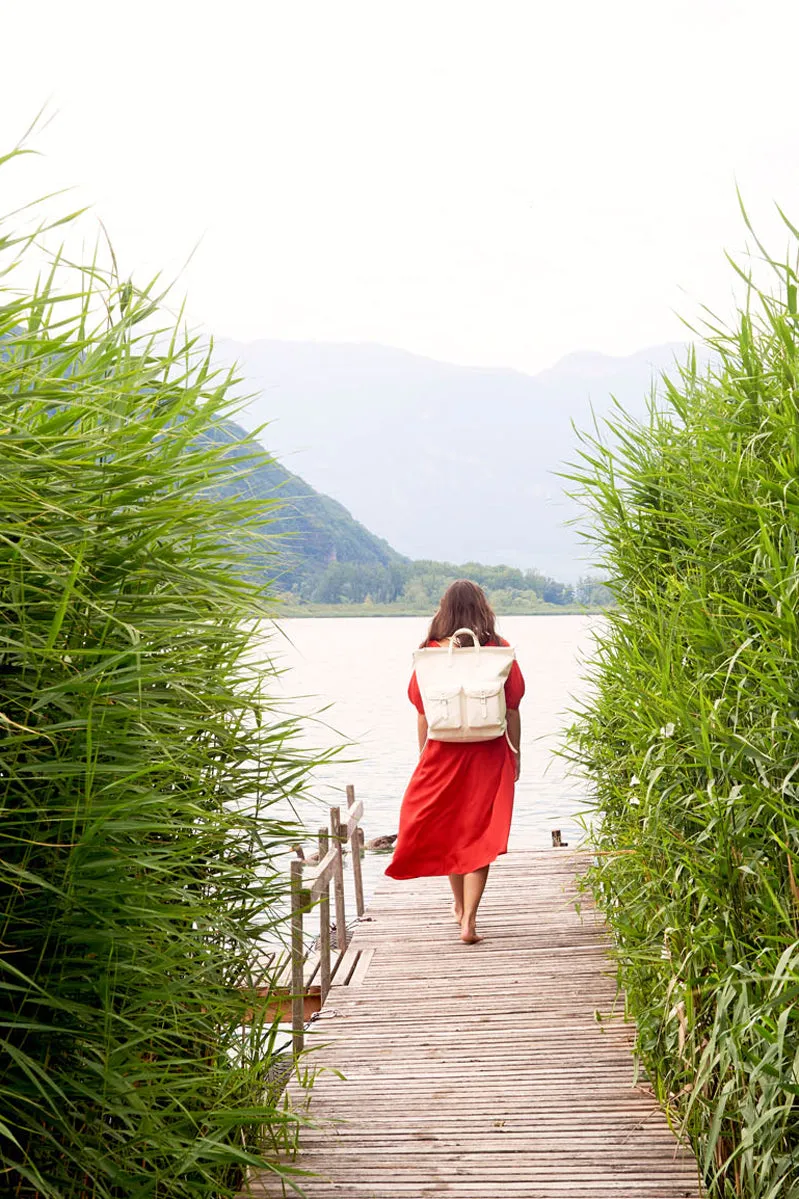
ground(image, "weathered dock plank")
xmin=243 ymin=850 xmax=702 ymax=1199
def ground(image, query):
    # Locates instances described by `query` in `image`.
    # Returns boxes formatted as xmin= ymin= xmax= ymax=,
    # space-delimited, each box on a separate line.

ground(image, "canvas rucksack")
xmin=413 ymin=627 xmax=517 ymax=749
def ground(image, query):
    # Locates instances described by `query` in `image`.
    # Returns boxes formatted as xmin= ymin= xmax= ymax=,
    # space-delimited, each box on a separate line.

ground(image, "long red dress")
xmin=385 ymin=638 xmax=525 ymax=879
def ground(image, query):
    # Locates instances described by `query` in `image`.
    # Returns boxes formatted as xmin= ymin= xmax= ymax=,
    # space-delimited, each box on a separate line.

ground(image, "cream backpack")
xmin=413 ymin=627 xmax=518 ymax=750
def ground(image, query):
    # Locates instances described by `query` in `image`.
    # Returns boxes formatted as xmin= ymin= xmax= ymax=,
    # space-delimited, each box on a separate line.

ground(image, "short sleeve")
xmin=504 ymin=660 xmax=525 ymax=710
xmin=408 ymin=670 xmax=424 ymax=714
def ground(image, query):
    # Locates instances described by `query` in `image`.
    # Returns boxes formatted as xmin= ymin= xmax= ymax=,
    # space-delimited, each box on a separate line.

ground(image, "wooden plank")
xmin=328 ymin=939 xmax=361 ymax=988
xmin=317 ymin=826 xmax=331 ymax=1003
xmin=289 ymin=858 xmax=304 ymax=1054
xmin=306 ymin=844 xmax=339 ymax=899
xmin=348 ymin=945 xmax=375 ymax=986
xmin=242 ymin=851 xmax=701 ymax=1198
xmin=346 ymin=783 xmax=365 ymax=917
xmin=342 ymin=785 xmax=364 ymax=839
xmin=330 ymin=804 xmax=347 ymax=953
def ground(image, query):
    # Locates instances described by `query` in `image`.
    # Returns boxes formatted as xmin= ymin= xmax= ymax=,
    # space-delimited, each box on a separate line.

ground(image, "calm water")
xmin=268 ymin=614 xmax=601 ymax=903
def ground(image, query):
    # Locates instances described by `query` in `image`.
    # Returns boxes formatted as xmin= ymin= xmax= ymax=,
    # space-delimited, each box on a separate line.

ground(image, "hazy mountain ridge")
xmin=215 ymin=338 xmax=690 ymax=580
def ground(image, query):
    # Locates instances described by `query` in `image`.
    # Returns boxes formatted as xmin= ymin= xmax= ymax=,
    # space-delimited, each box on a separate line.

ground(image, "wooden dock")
xmin=245 ymin=850 xmax=702 ymax=1198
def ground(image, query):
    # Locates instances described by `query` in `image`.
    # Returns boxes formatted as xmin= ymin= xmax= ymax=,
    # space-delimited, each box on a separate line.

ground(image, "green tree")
xmin=573 ymin=574 xmax=613 ymax=606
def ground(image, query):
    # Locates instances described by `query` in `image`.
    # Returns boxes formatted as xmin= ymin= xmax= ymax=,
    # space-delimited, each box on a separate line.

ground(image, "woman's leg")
xmin=448 ymin=873 xmax=464 ymax=923
xmin=460 ymin=865 xmax=490 ymax=944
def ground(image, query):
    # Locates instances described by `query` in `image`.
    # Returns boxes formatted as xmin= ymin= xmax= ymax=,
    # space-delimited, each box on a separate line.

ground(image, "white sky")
xmin=3 ymin=0 xmax=799 ymax=374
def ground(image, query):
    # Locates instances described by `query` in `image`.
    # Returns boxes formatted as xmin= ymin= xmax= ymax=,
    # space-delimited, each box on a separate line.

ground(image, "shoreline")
xmin=274 ymin=602 xmax=608 ymax=618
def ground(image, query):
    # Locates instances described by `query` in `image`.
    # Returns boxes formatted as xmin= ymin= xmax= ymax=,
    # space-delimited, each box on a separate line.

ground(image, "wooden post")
xmin=347 ymin=783 xmax=365 ymax=917
xmin=318 ymin=826 xmax=331 ymax=1003
xmin=290 ymin=858 xmax=305 ymax=1053
xmin=551 ymin=829 xmax=568 ymax=847
xmin=330 ymin=805 xmax=348 ymax=953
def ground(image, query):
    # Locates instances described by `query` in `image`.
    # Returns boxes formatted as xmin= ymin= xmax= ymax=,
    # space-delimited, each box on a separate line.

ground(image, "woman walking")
xmin=385 ymin=580 xmax=525 ymax=944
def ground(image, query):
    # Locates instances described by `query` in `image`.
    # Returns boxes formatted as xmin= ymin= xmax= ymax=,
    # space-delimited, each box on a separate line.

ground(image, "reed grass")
xmin=565 ymin=204 xmax=799 ymax=1197
xmin=0 ymin=150 xmax=322 ymax=1196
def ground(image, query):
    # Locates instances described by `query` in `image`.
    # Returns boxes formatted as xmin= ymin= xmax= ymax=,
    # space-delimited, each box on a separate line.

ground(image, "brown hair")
xmin=422 ymin=579 xmax=498 ymax=647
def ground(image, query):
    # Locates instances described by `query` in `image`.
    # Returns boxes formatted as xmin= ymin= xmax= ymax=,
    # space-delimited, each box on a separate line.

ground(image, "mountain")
xmin=213 ymin=339 xmax=689 ymax=581
xmin=206 ymin=421 xmax=405 ymax=592
xmin=206 ymin=421 xmax=586 ymax=610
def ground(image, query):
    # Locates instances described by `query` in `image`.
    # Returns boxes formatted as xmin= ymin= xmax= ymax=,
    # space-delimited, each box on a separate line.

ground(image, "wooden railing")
xmin=261 ymin=796 xmax=572 ymax=1051
xmin=288 ymin=784 xmax=365 ymax=1051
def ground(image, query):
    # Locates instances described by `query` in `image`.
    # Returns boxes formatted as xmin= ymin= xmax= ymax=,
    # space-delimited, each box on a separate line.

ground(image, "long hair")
xmin=422 ymin=579 xmax=498 ymax=647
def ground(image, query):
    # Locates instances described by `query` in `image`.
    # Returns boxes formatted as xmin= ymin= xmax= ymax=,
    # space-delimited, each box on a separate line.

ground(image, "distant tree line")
xmin=281 ymin=558 xmax=612 ymax=610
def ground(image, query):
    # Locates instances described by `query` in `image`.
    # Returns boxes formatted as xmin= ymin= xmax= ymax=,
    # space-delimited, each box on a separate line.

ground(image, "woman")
xmin=385 ymin=580 xmax=525 ymax=944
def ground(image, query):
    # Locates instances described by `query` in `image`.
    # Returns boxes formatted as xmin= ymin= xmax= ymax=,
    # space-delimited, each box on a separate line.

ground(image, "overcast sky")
xmin=3 ymin=0 xmax=799 ymax=374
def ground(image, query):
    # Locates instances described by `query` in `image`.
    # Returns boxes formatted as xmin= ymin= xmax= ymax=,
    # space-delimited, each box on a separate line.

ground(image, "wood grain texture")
xmin=330 ymin=805 xmax=348 ymax=954
xmin=347 ymin=785 xmax=366 ymax=917
xmin=242 ymin=851 xmax=703 ymax=1198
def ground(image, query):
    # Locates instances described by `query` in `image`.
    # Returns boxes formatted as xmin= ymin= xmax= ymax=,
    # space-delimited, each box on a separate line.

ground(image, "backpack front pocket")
xmin=426 ymin=687 xmax=464 ymax=732
xmin=464 ymin=683 xmax=504 ymax=733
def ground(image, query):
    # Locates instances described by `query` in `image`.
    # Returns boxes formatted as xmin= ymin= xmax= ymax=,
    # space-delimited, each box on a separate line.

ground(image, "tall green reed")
xmin=566 ymin=205 xmax=799 ymax=1197
xmin=0 ymin=151 xmax=320 ymax=1197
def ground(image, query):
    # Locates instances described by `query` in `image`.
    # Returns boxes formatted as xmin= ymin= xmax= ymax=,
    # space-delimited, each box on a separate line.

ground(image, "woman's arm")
xmin=417 ymin=712 xmax=428 ymax=754
xmin=507 ymin=709 xmax=521 ymax=781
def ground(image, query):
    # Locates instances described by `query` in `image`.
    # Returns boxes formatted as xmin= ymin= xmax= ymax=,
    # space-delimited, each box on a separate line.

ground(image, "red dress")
xmin=385 ymin=639 xmax=525 ymax=879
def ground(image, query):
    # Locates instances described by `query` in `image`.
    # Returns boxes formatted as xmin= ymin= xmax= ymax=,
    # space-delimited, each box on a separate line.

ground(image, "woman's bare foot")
xmin=460 ymin=917 xmax=483 ymax=944
xmin=451 ymin=901 xmax=463 ymax=924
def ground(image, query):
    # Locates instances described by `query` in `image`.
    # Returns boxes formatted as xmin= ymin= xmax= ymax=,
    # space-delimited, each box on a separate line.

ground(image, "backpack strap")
xmin=449 ymin=627 xmax=480 ymax=654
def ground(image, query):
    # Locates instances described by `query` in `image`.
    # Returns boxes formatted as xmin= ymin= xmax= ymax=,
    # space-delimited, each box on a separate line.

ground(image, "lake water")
xmin=269 ymin=614 xmax=601 ymax=904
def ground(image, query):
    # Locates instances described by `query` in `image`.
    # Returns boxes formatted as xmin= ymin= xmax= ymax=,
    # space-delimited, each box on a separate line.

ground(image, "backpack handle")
xmin=448 ymin=627 xmax=480 ymax=655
